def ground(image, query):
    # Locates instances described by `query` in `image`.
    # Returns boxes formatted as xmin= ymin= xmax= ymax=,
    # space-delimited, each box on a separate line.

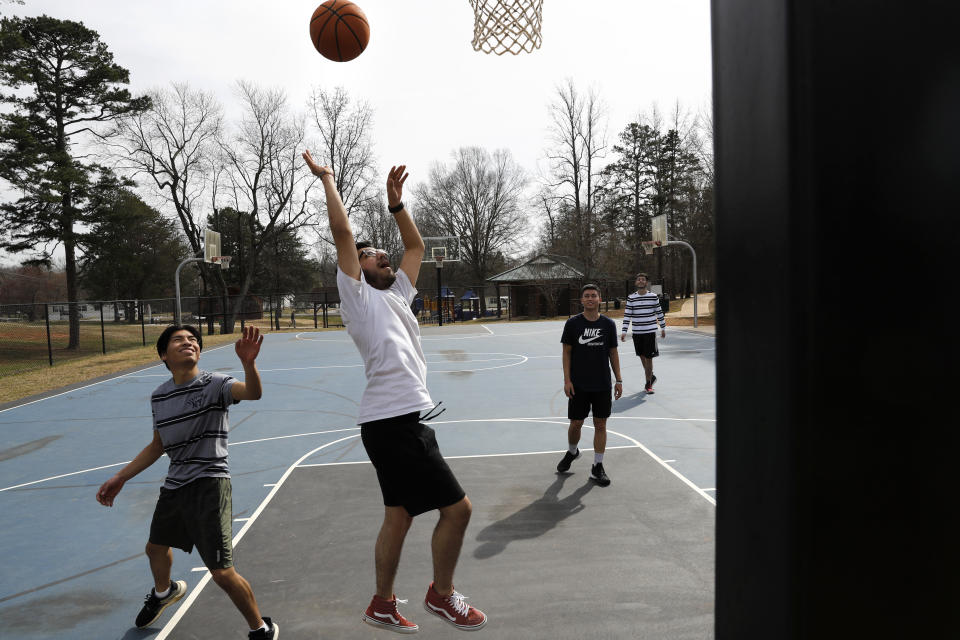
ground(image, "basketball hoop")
xmin=642 ymin=241 xmax=660 ymax=255
xmin=435 ymin=255 xmax=445 ymax=269
xmin=211 ymin=256 xmax=232 ymax=270
xmin=469 ymin=0 xmax=543 ymax=55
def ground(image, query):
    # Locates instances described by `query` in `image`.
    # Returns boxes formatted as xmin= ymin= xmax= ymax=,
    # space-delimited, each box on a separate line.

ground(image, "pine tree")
xmin=0 ymin=15 xmax=150 ymax=347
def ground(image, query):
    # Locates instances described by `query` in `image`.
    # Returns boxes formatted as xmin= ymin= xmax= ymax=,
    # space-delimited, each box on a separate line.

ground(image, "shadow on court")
xmin=473 ymin=474 xmax=594 ymax=559
xmin=167 ymin=448 xmax=714 ymax=639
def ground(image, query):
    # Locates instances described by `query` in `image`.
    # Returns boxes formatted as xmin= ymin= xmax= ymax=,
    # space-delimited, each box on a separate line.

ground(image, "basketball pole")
xmin=436 ymin=260 xmax=443 ymax=327
xmin=175 ymin=254 xmax=205 ymax=325
xmin=664 ymin=240 xmax=698 ymax=327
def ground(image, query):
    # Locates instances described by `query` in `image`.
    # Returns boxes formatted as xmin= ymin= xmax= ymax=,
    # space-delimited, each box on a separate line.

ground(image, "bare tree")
xmin=307 ymin=86 xmax=379 ymax=246
xmin=218 ymin=81 xmax=317 ymax=329
xmin=543 ymin=79 xmax=608 ymax=276
xmin=413 ymin=147 xmax=528 ymax=302
xmin=111 ymin=82 xmax=224 ymax=292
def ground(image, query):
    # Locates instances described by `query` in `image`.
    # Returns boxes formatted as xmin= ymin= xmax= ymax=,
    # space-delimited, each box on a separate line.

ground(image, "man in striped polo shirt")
xmin=621 ymin=272 xmax=666 ymax=393
xmin=96 ymin=324 xmax=278 ymax=640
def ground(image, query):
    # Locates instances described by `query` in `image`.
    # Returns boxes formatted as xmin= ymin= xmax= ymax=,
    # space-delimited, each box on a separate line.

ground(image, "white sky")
xmin=3 ymin=0 xmax=712 ymax=264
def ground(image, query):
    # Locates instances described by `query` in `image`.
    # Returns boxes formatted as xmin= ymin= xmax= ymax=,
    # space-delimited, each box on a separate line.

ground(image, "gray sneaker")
xmin=135 ymin=579 xmax=187 ymax=628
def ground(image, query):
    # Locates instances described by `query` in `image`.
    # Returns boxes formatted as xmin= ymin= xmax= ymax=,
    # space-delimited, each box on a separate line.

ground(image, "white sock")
xmin=568 ymin=444 xmax=578 ymax=455
xmin=251 ymin=621 xmax=268 ymax=632
xmin=154 ymin=585 xmax=170 ymax=599
xmin=594 ymin=453 xmax=604 ymax=464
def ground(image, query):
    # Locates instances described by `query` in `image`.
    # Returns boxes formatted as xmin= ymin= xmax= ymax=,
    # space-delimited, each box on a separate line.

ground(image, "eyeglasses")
xmin=359 ymin=248 xmax=389 ymax=260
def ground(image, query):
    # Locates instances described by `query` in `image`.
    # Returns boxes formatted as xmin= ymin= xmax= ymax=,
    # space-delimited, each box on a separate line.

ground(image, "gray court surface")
xmin=0 ymin=320 xmax=716 ymax=639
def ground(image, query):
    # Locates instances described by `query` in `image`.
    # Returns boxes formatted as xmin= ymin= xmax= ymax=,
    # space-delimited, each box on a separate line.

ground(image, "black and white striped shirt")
xmin=622 ymin=291 xmax=665 ymax=334
xmin=151 ymin=371 xmax=238 ymax=490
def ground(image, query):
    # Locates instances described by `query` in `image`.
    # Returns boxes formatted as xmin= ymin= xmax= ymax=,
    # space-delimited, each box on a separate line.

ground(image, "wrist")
xmin=388 ymin=201 xmax=404 ymax=213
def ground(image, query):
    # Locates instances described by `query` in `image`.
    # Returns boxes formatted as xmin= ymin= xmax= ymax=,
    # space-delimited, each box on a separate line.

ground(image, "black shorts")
xmin=360 ymin=412 xmax=466 ymax=517
xmin=568 ymin=388 xmax=613 ymax=420
xmin=148 ymin=477 xmax=233 ymax=570
xmin=632 ymin=332 xmax=660 ymax=358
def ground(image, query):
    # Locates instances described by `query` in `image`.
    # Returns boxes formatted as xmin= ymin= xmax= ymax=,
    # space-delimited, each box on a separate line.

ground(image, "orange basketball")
xmin=309 ymin=0 xmax=370 ymax=62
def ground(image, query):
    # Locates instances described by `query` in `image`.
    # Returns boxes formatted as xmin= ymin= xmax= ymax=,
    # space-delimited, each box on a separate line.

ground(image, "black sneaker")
xmin=249 ymin=617 xmax=279 ymax=639
xmin=650 ymin=374 xmax=657 ymax=389
xmin=591 ymin=463 xmax=611 ymax=487
xmin=135 ymin=579 xmax=187 ymax=628
xmin=557 ymin=448 xmax=580 ymax=473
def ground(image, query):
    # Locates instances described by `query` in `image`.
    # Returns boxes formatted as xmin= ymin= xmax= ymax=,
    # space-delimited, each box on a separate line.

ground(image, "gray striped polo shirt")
xmin=151 ymin=371 xmax=239 ymax=490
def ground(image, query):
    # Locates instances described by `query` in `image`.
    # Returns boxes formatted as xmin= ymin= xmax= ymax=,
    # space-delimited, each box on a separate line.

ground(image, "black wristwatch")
xmin=388 ymin=201 xmax=404 ymax=214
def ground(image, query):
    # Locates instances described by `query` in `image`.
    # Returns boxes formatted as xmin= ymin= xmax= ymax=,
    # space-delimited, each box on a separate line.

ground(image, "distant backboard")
xmin=203 ymin=228 xmax=222 ymax=263
xmin=652 ymin=214 xmax=668 ymax=245
xmin=421 ymin=236 xmax=462 ymax=264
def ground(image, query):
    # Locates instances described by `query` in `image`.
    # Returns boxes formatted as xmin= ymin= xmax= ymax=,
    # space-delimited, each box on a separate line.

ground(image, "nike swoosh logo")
xmin=578 ymin=335 xmax=602 ymax=344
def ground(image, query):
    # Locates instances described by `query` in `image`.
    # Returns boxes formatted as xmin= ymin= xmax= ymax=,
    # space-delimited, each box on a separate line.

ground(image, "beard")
xmin=362 ymin=266 xmax=397 ymax=290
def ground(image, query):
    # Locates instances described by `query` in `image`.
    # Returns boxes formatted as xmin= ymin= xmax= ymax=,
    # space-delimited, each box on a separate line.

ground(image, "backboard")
xmin=652 ymin=214 xmax=668 ymax=245
xmin=421 ymin=236 xmax=462 ymax=264
xmin=203 ymin=228 xmax=222 ymax=263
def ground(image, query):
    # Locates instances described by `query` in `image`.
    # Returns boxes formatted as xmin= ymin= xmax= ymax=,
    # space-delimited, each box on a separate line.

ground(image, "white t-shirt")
xmin=337 ymin=267 xmax=435 ymax=424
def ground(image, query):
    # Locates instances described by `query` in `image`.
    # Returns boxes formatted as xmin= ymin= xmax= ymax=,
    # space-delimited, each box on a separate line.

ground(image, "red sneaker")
xmin=423 ymin=582 xmax=487 ymax=631
xmin=362 ymin=594 xmax=419 ymax=634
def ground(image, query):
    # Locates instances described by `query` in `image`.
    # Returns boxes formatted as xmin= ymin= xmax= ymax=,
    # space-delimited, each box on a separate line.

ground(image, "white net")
xmin=469 ymin=0 xmax=543 ymax=56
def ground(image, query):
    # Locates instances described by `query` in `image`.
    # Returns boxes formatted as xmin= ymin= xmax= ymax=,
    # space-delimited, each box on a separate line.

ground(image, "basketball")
xmin=309 ymin=0 xmax=370 ymax=62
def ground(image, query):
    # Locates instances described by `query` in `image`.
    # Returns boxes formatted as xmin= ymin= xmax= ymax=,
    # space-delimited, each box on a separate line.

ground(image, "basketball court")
xmin=0 ymin=321 xmax=715 ymax=639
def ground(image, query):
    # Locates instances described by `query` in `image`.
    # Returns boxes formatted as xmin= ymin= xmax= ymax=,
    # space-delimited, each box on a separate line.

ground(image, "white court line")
xmin=0 ymin=416 xmax=712 ymax=493
xmin=478 ymin=324 xmax=495 ymax=335
xmin=123 ymin=354 xmax=525 ymax=378
xmin=233 ymin=518 xmax=250 ymax=522
xmin=297 ymin=444 xmax=642 ymax=467
xmin=155 ymin=435 xmax=359 ymax=640
xmin=0 ymin=428 xmax=359 ymax=492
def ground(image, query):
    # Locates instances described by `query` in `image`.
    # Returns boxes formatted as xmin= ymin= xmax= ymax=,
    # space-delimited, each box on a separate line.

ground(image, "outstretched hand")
xmin=235 ymin=326 xmax=263 ymax=364
xmin=386 ymin=165 xmax=408 ymax=208
xmin=302 ymin=150 xmax=333 ymax=180
xmin=96 ymin=475 xmax=125 ymax=507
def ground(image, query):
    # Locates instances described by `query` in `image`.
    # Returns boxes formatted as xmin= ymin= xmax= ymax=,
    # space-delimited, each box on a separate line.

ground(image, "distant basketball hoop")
xmin=469 ymin=0 xmax=543 ymax=55
xmin=642 ymin=241 xmax=661 ymax=255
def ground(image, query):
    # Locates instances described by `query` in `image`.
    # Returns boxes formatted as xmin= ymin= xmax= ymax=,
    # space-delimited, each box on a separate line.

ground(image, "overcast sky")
xmin=3 ymin=0 xmax=712 ymax=264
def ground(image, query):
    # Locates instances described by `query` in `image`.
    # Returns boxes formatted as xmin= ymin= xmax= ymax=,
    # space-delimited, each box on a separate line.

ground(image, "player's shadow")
xmin=472 ymin=474 xmax=595 ymax=559
xmin=120 ymin=628 xmax=158 ymax=639
xmin=612 ymin=391 xmax=648 ymax=413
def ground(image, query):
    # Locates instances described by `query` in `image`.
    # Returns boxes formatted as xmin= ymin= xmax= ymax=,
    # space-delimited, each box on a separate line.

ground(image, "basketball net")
xmin=642 ymin=241 xmax=660 ymax=255
xmin=212 ymin=256 xmax=232 ymax=270
xmin=469 ymin=0 xmax=543 ymax=55
xmin=435 ymin=255 xmax=445 ymax=269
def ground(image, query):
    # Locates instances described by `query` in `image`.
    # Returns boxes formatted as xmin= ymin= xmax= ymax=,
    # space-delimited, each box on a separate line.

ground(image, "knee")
xmin=593 ymin=420 xmax=607 ymax=432
xmin=444 ymin=496 xmax=472 ymax=525
xmin=209 ymin=567 xmax=238 ymax=588
xmin=145 ymin=542 xmax=168 ymax=559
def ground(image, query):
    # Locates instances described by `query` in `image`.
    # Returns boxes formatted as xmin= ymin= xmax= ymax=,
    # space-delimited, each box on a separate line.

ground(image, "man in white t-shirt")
xmin=302 ymin=150 xmax=487 ymax=633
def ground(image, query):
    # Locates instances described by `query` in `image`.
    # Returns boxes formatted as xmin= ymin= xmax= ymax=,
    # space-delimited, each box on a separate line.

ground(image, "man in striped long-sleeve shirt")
xmin=620 ymin=272 xmax=666 ymax=393
xmin=96 ymin=325 xmax=279 ymax=639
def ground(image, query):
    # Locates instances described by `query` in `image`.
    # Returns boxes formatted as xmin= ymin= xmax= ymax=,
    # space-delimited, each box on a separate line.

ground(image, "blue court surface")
xmin=0 ymin=321 xmax=716 ymax=639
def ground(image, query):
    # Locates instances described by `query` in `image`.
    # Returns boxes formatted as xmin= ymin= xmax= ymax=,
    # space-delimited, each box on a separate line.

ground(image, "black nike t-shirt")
xmin=561 ymin=313 xmax=618 ymax=391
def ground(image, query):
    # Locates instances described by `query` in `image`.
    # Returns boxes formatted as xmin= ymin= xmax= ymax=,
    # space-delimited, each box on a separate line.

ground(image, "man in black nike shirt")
xmin=556 ymin=284 xmax=623 ymax=486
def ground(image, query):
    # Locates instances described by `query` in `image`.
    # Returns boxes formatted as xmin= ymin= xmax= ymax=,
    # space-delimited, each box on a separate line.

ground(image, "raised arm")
xmin=387 ymin=165 xmax=426 ymax=286
xmin=229 ymin=326 xmax=264 ymax=401
xmin=303 ymin=150 xmax=360 ymax=280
